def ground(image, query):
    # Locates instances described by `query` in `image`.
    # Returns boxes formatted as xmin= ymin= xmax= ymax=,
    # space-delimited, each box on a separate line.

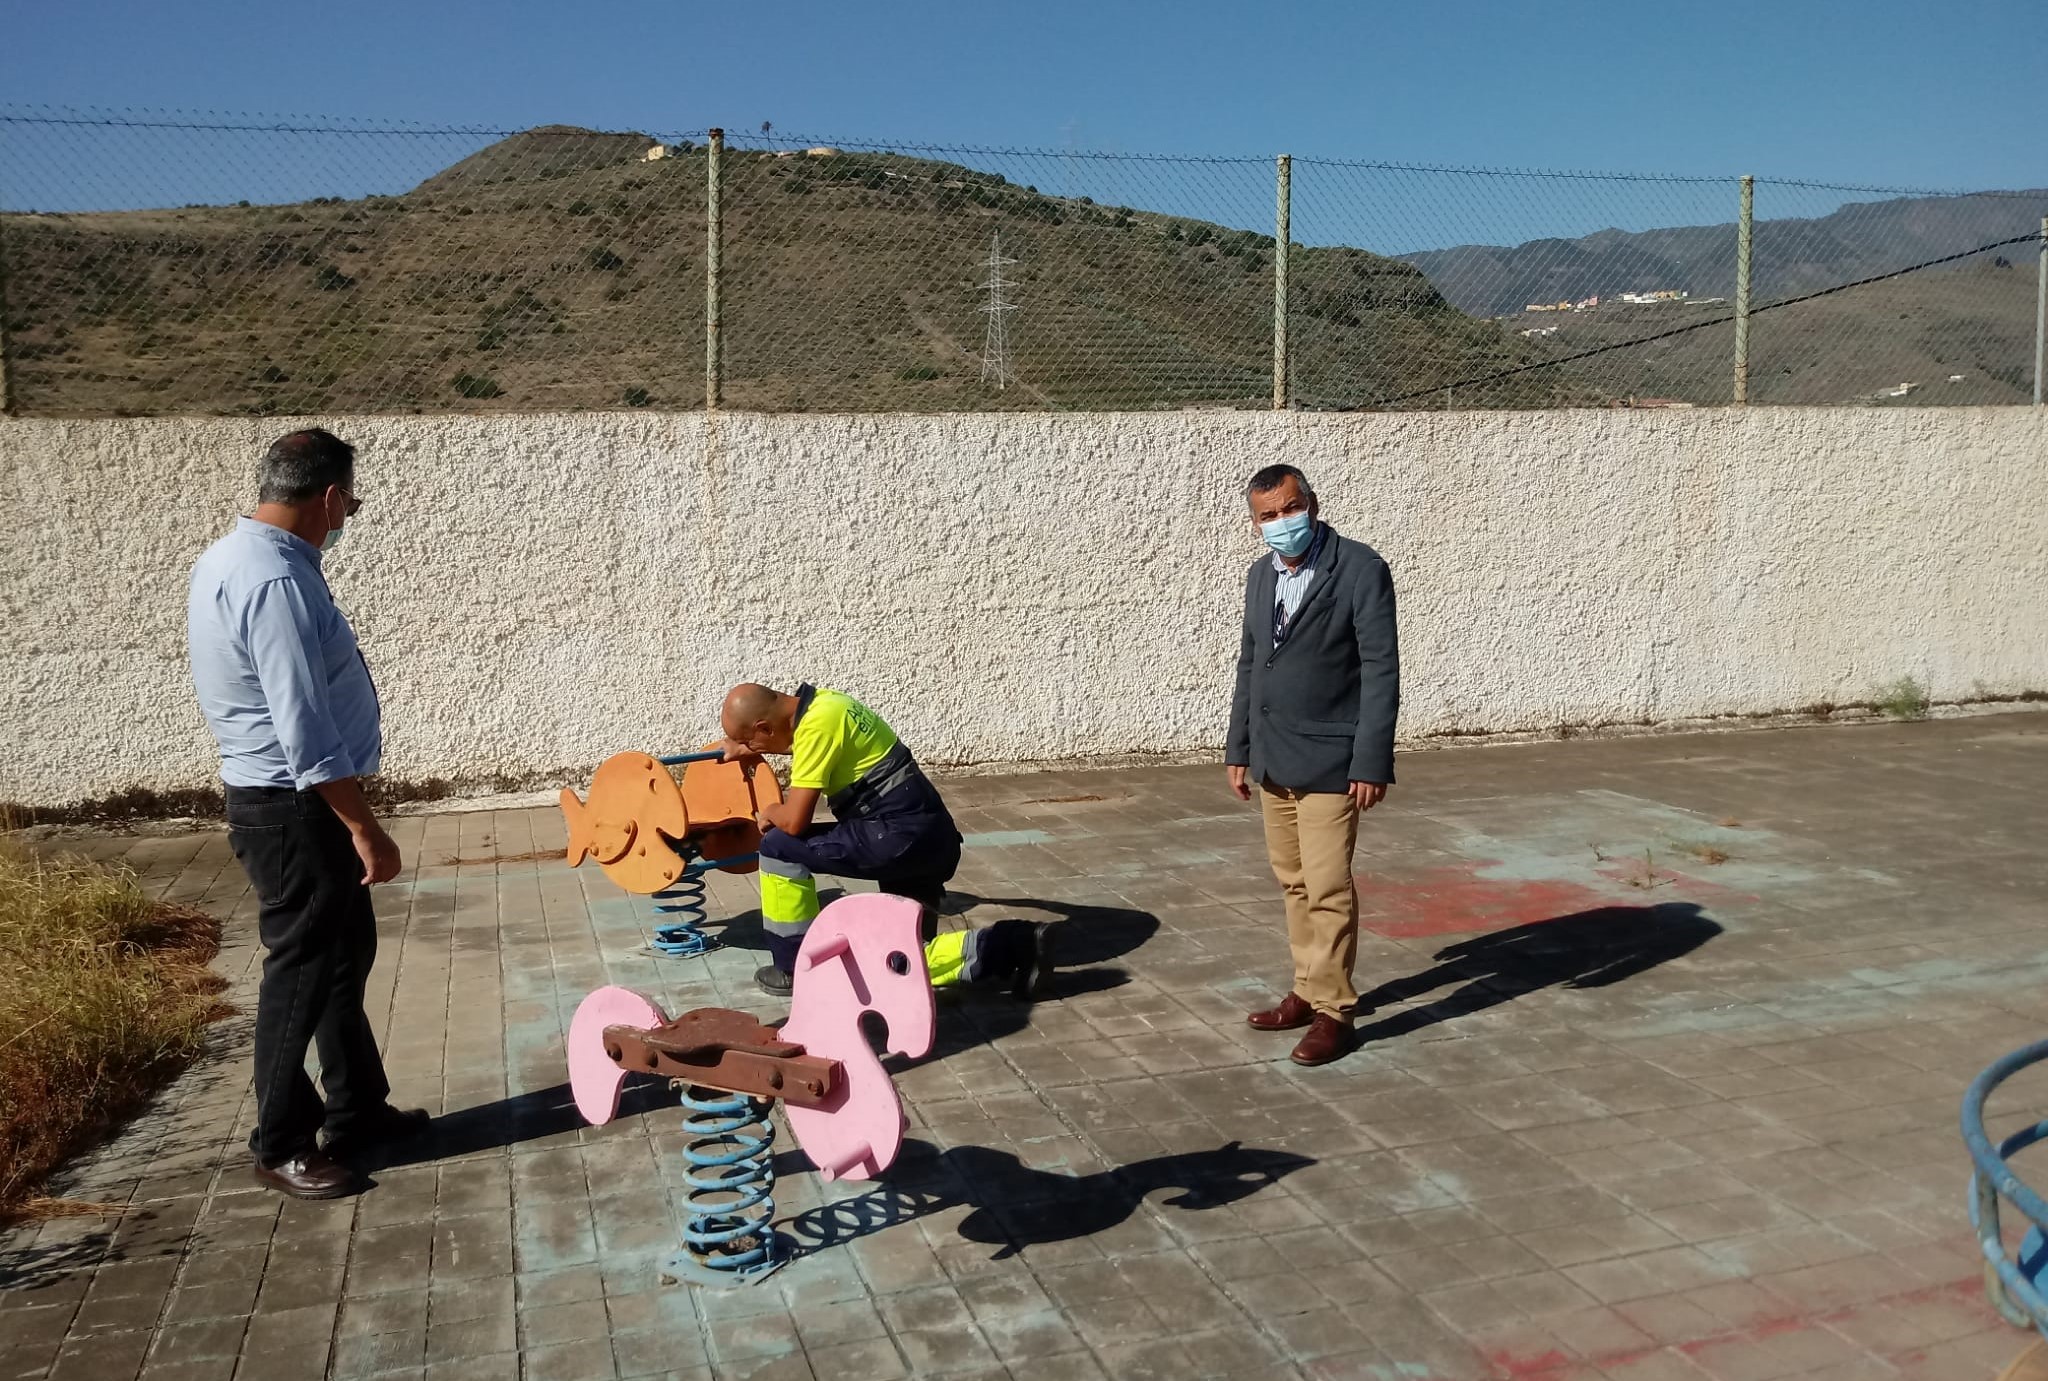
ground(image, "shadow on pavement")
xmin=0 ymin=1222 xmax=118 ymax=1291
xmin=779 ymin=1136 xmax=1312 ymax=1261
xmin=364 ymin=1077 xmax=675 ymax=1172
xmin=920 ymin=889 xmax=1164 ymax=1055
xmin=1354 ymin=901 xmax=1723 ymax=1045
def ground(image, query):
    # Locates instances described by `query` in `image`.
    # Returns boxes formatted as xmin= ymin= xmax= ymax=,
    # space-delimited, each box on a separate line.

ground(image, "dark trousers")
xmin=226 ymin=785 xmax=392 ymax=1165
xmin=758 ymin=811 xmax=961 ymax=971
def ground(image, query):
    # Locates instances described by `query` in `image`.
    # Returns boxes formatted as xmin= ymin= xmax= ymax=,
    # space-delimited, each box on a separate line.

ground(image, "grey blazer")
xmin=1226 ymin=525 xmax=1401 ymax=793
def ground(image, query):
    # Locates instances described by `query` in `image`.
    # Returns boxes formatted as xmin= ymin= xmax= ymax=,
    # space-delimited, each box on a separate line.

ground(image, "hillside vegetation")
xmin=0 ymin=127 xmax=1585 ymax=416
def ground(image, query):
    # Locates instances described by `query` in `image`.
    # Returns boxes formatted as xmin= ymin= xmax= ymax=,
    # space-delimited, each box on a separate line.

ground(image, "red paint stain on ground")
xmin=1357 ymin=860 xmax=1755 ymax=940
xmin=1358 ymin=868 xmax=1611 ymax=939
xmin=1477 ymin=1275 xmax=1996 ymax=1380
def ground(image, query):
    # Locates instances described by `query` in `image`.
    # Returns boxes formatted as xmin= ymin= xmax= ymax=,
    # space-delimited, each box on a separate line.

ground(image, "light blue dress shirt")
xmin=187 ymin=517 xmax=382 ymax=791
xmin=1270 ymin=521 xmax=1328 ymax=642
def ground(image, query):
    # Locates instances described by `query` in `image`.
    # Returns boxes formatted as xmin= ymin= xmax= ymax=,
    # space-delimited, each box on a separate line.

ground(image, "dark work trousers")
xmin=757 ymin=809 xmax=962 ymax=972
xmin=226 ymin=785 xmax=392 ymax=1166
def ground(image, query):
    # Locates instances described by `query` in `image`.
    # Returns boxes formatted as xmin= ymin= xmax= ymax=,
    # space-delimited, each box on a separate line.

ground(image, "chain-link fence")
xmin=1 ymin=107 xmax=2043 ymax=416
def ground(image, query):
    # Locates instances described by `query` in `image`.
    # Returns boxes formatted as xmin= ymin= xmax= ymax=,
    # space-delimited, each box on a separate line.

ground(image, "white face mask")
xmin=321 ymin=488 xmax=348 ymax=552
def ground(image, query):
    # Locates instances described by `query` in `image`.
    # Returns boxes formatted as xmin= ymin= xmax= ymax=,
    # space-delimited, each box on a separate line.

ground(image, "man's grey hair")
xmin=258 ymin=428 xmax=355 ymax=505
xmin=1245 ymin=463 xmax=1313 ymax=499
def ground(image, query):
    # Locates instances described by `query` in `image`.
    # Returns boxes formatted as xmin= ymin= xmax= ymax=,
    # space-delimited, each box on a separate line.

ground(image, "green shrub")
xmin=1871 ymin=676 xmax=1930 ymax=720
xmin=452 ymin=373 xmax=504 ymax=399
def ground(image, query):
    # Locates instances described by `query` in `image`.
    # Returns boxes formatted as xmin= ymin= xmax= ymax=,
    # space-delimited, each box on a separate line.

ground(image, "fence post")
xmin=1273 ymin=153 xmax=1290 ymax=411
xmin=705 ymin=128 xmax=724 ymax=412
xmin=0 ymin=216 xmax=14 ymax=416
xmin=1733 ymin=174 xmax=1753 ymax=405
xmin=2034 ymin=214 xmax=2046 ymax=406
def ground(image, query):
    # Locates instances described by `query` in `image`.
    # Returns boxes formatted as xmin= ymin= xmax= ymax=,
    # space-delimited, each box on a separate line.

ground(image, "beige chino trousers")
xmin=1258 ymin=781 xmax=1361 ymax=1019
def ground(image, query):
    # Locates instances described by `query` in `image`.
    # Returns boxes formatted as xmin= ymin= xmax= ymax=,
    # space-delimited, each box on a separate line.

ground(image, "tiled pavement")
xmin=5 ymin=713 xmax=2048 ymax=1381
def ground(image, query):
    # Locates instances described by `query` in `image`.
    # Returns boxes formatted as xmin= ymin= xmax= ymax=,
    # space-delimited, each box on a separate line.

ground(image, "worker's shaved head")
xmin=721 ymin=683 xmax=798 ymax=753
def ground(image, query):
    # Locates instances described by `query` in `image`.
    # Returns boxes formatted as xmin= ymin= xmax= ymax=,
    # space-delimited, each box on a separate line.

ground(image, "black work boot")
xmin=977 ymin=920 xmax=1053 ymax=1000
xmin=754 ymin=964 xmax=794 ymax=998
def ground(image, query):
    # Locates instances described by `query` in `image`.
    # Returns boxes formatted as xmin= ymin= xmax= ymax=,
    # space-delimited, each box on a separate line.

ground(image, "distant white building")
xmin=1619 ymin=289 xmax=1689 ymax=304
xmin=643 ymin=144 xmax=668 ymax=162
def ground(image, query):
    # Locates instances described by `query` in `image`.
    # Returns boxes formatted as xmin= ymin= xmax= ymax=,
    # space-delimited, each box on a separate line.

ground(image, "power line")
xmin=1352 ymin=231 xmax=2047 ymax=409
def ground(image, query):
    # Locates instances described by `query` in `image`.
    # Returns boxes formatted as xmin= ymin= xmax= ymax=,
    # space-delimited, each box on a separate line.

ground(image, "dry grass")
xmin=0 ymin=839 xmax=228 ymax=1225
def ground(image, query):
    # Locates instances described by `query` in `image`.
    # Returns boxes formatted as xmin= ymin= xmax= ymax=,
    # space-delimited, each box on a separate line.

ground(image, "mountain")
xmin=1502 ymin=258 xmax=2038 ymax=406
xmin=1401 ymin=188 xmax=2048 ymax=318
xmin=0 ymin=128 xmax=1587 ymax=417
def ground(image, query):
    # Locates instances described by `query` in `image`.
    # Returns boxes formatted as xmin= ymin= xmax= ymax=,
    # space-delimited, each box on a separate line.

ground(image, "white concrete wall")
xmin=2 ymin=408 xmax=2043 ymax=807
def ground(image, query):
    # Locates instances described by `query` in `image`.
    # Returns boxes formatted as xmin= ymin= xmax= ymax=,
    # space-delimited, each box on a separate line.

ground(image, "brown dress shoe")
xmin=252 ymin=1150 xmax=359 ymax=1200
xmin=1248 ymin=992 xmax=1314 ymax=1031
xmin=1289 ymin=1014 xmax=1352 ymax=1067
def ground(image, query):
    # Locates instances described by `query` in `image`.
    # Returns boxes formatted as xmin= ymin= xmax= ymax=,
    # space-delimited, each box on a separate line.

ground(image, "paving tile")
xmin=47 ymin=1328 xmax=151 ymax=1381
xmin=147 ymin=1318 xmax=249 ymax=1365
xmin=521 ymin=1341 xmax=621 ymax=1381
xmin=15 ymin=718 xmax=2048 ymax=1380
xmin=137 ymin=1359 xmax=239 ymax=1381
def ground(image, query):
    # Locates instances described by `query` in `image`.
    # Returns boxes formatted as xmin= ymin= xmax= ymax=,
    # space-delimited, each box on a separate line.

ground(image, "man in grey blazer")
xmin=1226 ymin=464 xmax=1400 ymax=1066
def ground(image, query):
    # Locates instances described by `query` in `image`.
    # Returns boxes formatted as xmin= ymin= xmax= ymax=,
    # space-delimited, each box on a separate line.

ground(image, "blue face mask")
xmin=1259 ymin=510 xmax=1316 ymax=558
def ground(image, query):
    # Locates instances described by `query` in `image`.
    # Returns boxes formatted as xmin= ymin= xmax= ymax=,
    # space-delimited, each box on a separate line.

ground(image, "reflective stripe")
xmin=827 ymin=741 xmax=922 ymax=821
xmin=924 ymin=929 xmax=970 ymax=987
xmin=758 ymin=854 xmax=810 ymax=879
xmin=760 ymin=868 xmax=818 ymax=928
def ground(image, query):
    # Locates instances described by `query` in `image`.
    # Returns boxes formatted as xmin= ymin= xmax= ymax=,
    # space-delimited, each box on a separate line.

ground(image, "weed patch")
xmin=1871 ymin=676 xmax=1931 ymax=721
xmin=0 ymin=841 xmax=228 ymax=1223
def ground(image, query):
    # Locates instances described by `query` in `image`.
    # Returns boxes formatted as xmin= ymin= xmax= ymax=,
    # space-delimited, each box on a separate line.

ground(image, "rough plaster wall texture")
xmin=1 ymin=408 xmax=2043 ymax=807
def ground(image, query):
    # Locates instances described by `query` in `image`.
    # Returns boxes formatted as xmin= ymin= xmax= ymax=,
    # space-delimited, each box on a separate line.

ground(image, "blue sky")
xmin=2 ymin=0 xmax=2041 ymax=246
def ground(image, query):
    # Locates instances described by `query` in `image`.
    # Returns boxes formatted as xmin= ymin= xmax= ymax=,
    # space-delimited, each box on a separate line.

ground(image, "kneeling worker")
xmin=720 ymin=682 xmax=1049 ymax=1000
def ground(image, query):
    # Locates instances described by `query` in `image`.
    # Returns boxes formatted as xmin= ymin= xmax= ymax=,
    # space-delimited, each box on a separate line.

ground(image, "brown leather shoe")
xmin=1247 ymin=992 xmax=1314 ymax=1031
xmin=252 ymin=1150 xmax=359 ymax=1200
xmin=1289 ymin=1014 xmax=1352 ymax=1067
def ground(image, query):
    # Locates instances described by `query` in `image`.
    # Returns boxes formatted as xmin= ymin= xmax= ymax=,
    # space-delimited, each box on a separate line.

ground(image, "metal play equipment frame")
xmin=560 ymin=750 xmax=935 ymax=1287
xmin=1962 ymin=1038 xmax=2048 ymax=1380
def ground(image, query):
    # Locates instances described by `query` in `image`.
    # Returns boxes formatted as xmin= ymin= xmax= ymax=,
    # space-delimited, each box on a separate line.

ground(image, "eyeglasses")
xmin=338 ymin=486 xmax=363 ymax=517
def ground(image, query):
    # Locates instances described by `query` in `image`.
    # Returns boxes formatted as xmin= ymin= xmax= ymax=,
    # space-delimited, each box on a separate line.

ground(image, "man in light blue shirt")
xmin=188 ymin=428 xmax=423 ymax=1199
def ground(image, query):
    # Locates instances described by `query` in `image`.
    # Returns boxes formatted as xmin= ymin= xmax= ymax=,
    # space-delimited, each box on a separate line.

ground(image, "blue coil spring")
xmin=664 ymin=1085 xmax=782 ymax=1287
xmin=651 ymin=852 xmax=715 ymax=957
